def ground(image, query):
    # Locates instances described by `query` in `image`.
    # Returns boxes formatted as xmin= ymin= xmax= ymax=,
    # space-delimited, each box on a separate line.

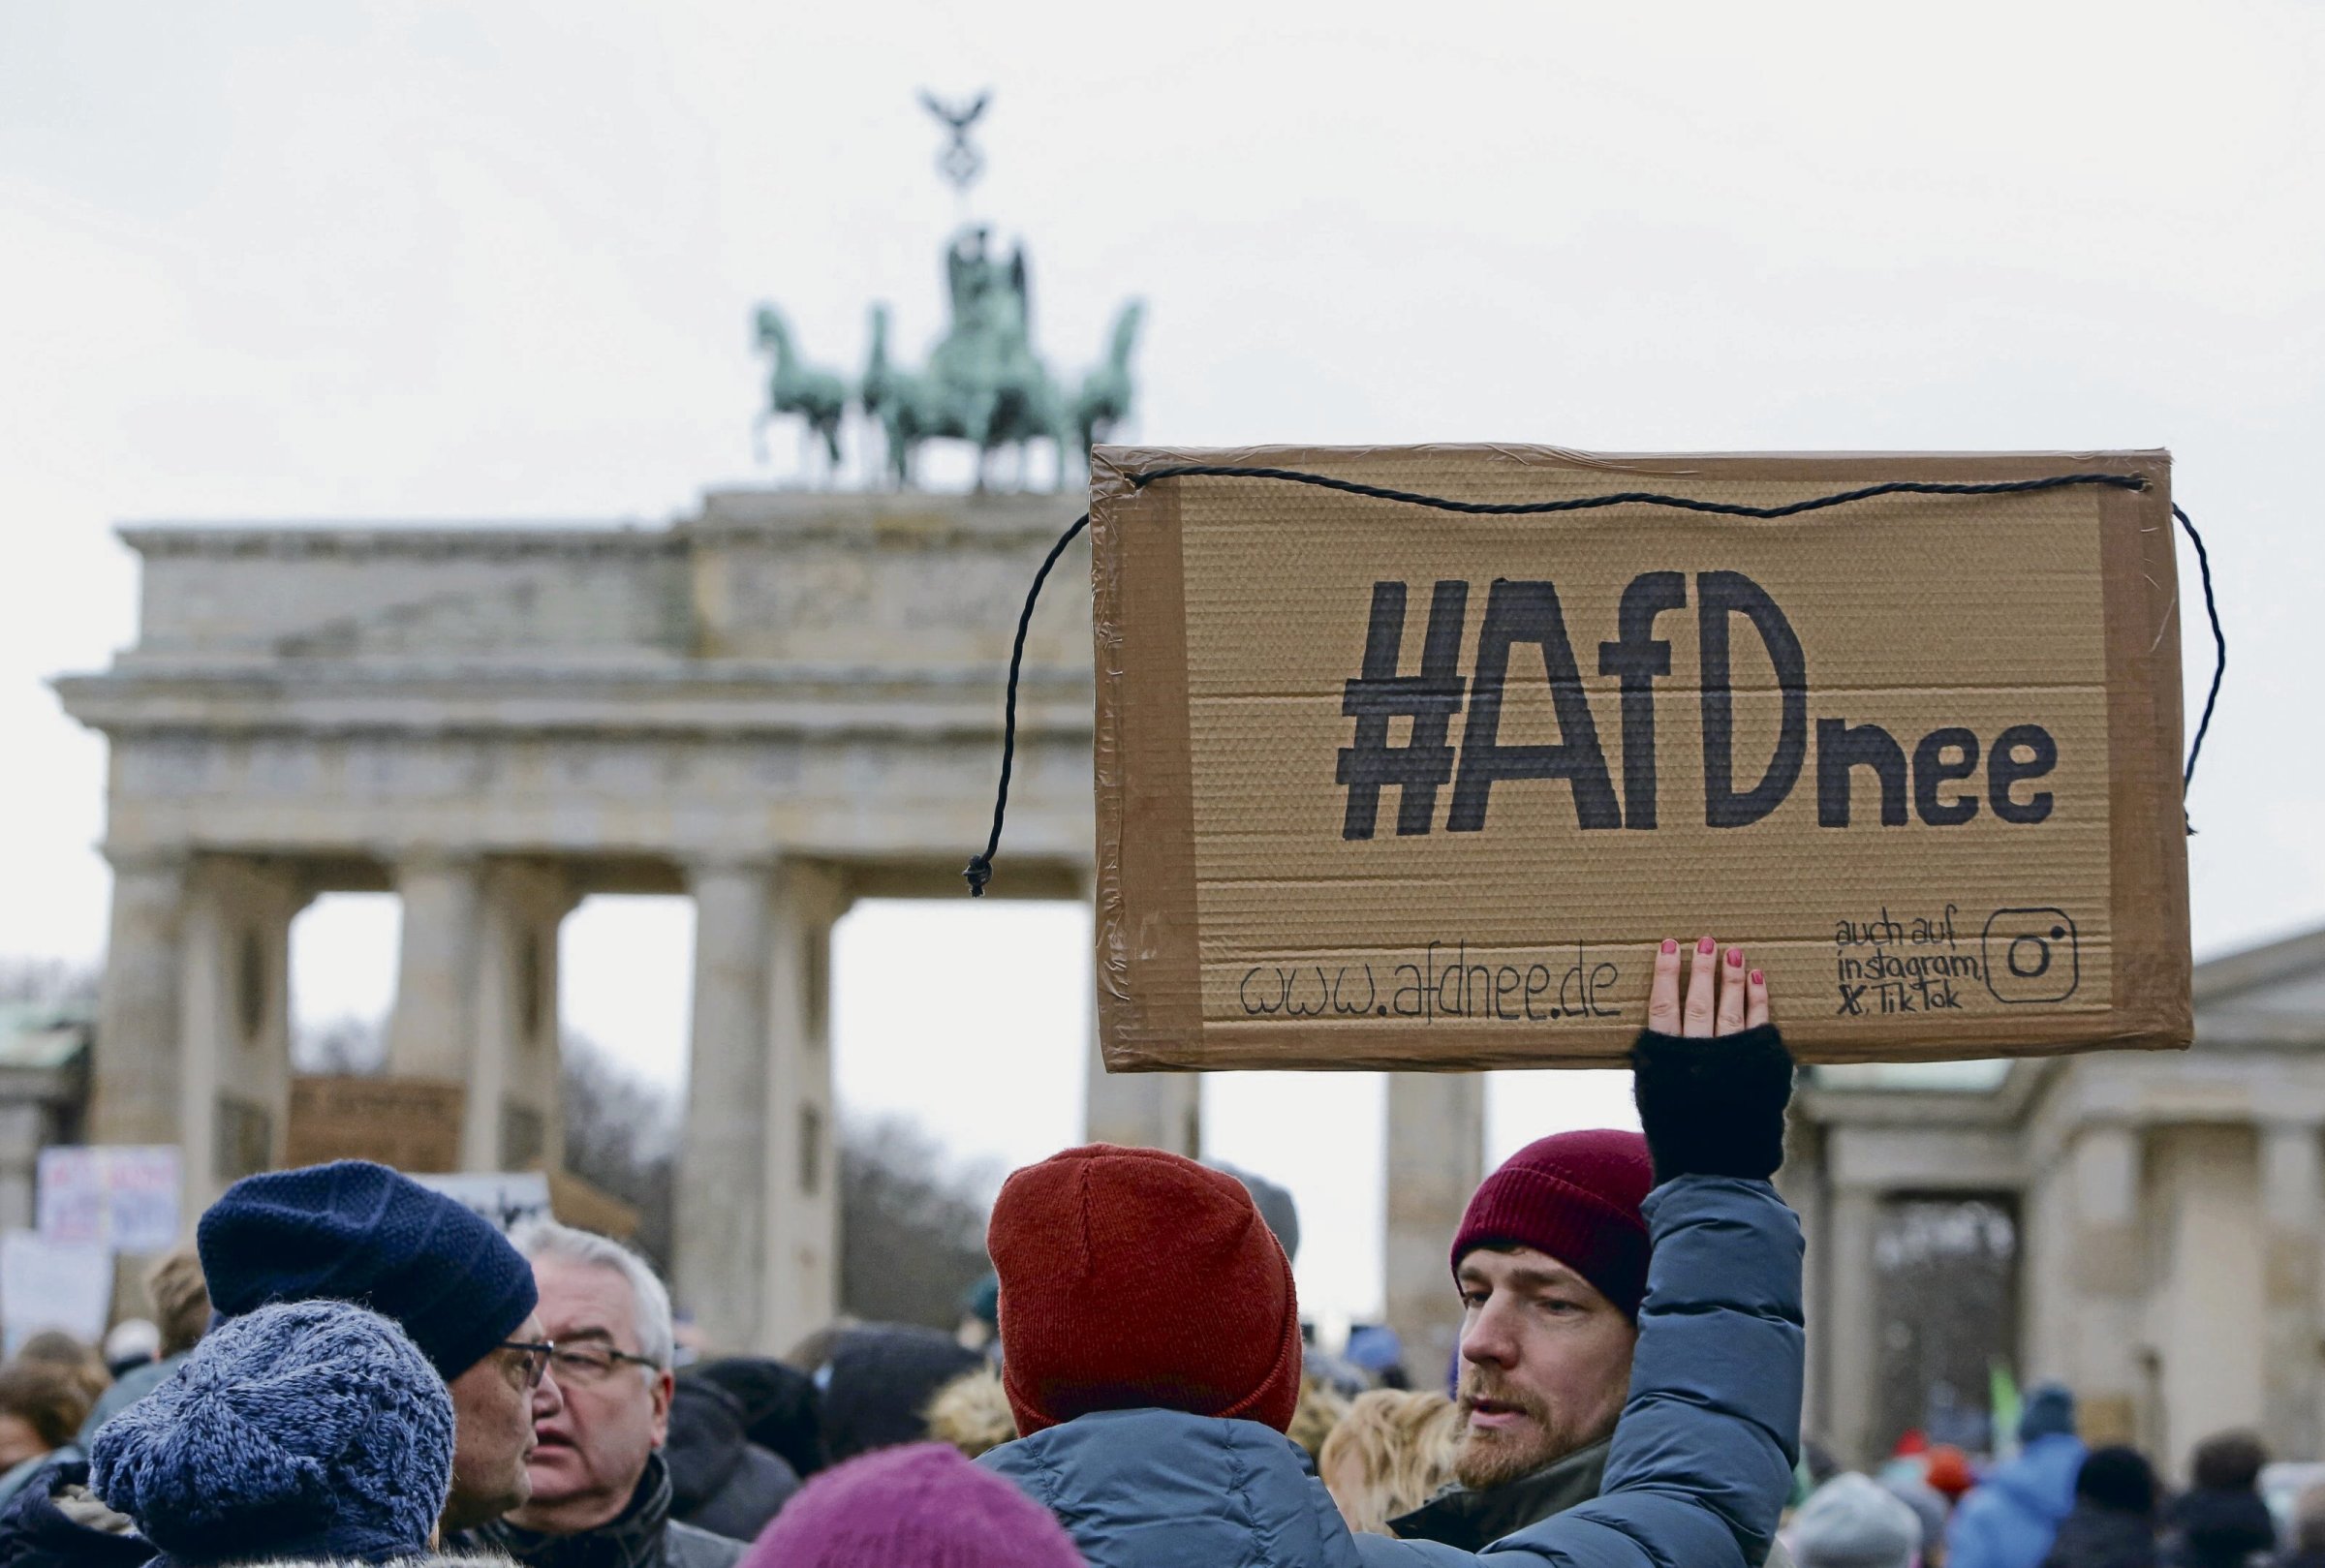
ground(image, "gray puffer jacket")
xmin=983 ymin=1406 xmax=1361 ymax=1568
xmin=983 ymin=1173 xmax=1803 ymax=1568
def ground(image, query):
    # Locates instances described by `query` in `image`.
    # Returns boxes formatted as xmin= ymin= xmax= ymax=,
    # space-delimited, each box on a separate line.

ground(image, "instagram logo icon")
xmin=1981 ymin=908 xmax=2080 ymax=1004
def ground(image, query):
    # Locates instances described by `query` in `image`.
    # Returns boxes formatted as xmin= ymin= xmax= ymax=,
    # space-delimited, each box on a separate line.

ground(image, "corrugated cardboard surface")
xmin=287 ymin=1075 xmax=465 ymax=1171
xmin=1092 ymin=446 xmax=2190 ymax=1070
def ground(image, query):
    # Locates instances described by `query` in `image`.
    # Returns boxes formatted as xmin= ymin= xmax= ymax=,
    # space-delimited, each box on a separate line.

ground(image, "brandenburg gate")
xmin=55 ymin=491 xmax=1487 ymax=1362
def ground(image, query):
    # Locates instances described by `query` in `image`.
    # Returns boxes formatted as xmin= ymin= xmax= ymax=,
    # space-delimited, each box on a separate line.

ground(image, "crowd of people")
xmin=1779 ymin=1391 xmax=2307 ymax=1568
xmin=0 ymin=938 xmax=2289 ymax=1568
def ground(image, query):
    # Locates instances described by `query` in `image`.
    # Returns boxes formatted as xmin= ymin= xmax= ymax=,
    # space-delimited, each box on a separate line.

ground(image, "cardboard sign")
xmin=287 ymin=1075 xmax=465 ymax=1172
xmin=1091 ymin=446 xmax=2192 ymax=1069
xmin=414 ymin=1172 xmax=554 ymax=1231
xmin=36 ymin=1146 xmax=181 ymax=1253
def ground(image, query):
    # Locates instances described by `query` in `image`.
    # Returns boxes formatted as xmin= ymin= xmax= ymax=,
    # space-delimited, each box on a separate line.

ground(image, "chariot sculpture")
xmin=752 ymin=92 xmax=1142 ymax=491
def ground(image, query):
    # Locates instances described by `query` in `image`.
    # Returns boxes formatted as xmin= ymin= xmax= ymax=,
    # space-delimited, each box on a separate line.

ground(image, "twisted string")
xmin=1128 ymin=463 xmax=2147 ymax=519
xmin=965 ymin=466 xmax=2222 ymax=894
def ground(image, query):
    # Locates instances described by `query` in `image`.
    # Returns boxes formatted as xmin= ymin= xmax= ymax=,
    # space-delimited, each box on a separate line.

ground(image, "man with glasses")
xmin=195 ymin=1159 xmax=566 ymax=1532
xmin=474 ymin=1219 xmax=744 ymax=1568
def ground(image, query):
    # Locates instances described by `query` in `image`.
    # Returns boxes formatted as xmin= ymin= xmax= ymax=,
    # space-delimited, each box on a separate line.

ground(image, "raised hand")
xmin=1646 ymin=935 xmax=1772 ymax=1037
xmin=1634 ymin=936 xmax=1793 ymax=1184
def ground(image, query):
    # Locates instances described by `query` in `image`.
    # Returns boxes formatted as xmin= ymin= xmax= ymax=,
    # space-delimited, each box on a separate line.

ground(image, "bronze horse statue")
xmin=1074 ymin=300 xmax=1145 ymax=458
xmin=752 ymin=305 xmax=849 ymax=475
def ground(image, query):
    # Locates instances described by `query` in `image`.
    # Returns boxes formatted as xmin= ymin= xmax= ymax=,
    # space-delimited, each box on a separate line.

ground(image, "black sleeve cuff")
xmin=1629 ymin=1024 xmax=1795 ymax=1184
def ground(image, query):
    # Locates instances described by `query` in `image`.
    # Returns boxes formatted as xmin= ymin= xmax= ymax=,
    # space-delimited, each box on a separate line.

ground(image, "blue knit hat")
xmin=2020 ymin=1383 xmax=2077 ymax=1442
xmin=89 ymin=1300 xmax=454 ymax=1566
xmin=199 ymin=1160 xmax=538 ymax=1380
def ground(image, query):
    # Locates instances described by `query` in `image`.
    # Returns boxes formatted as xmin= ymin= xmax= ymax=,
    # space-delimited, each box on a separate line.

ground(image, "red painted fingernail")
xmin=1660 ymin=938 xmax=1678 ymax=955
xmin=1726 ymin=946 xmax=1743 ymax=967
xmin=1750 ymin=969 xmax=1764 ymax=985
xmin=1698 ymin=936 xmax=1716 ymax=955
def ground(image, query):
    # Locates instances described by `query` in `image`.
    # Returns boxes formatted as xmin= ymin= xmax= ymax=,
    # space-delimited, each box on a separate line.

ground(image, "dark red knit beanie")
xmin=987 ymin=1144 xmax=1303 ymax=1436
xmin=1450 ymin=1128 xmax=1655 ymax=1317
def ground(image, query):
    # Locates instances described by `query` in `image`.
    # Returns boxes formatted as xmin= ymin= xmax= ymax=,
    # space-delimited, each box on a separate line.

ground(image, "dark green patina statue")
xmin=752 ymin=92 xmax=1141 ymax=491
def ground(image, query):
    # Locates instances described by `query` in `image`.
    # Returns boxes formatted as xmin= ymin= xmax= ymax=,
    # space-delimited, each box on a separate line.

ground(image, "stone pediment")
xmin=2188 ymin=925 xmax=2325 ymax=1049
xmin=54 ymin=489 xmax=1102 ymax=872
xmin=103 ymin=492 xmax=1092 ymax=688
xmin=271 ymin=573 xmax=674 ymax=661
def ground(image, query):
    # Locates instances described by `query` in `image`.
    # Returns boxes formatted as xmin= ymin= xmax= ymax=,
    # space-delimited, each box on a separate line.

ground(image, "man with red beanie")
xmin=1384 ymin=1126 xmax=1656 ymax=1551
xmin=977 ymin=934 xmax=1805 ymax=1568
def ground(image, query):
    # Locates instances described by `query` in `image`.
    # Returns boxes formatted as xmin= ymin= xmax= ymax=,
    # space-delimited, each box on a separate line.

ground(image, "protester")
xmin=1209 ymin=1157 xmax=1303 ymax=1265
xmin=0 ymin=1367 xmax=89 ymax=1510
xmin=196 ymin=1158 xmax=565 ymax=1531
xmin=0 ymin=1457 xmax=148 ymax=1568
xmin=955 ymin=1275 xmax=1001 ymax=1356
xmin=1382 ymin=1125 xmax=1654 ymax=1551
xmin=464 ymin=1219 xmax=742 ymax=1568
xmin=1884 ymin=1475 xmax=1953 ymax=1568
xmin=88 ymin=1300 xmax=452 ymax=1567
xmin=1794 ymin=1474 xmax=1925 ymax=1568
xmin=818 ymin=1323 xmax=982 ymax=1463
xmin=738 ymin=1442 xmax=1083 ymax=1568
xmin=80 ymin=1247 xmax=211 ymax=1446
xmin=1947 ymin=1385 xmax=2086 ymax=1568
xmin=1318 ymin=1389 xmax=1464 ymax=1536
xmin=925 ymin=1366 xmax=1016 ymax=1460
xmin=10 ymin=1341 xmax=105 ymax=1412
xmin=664 ymin=1376 xmax=801 ymax=1541
xmin=1344 ymin=1327 xmax=1411 ymax=1392
xmin=1293 ymin=1374 xmax=1353 ymax=1461
xmin=2276 ymin=1484 xmax=2325 ymax=1568
xmin=2164 ymin=1431 xmax=2275 ymax=1568
xmin=2039 ymin=1447 xmax=2158 ymax=1568
xmin=689 ymin=1358 xmax=826 ymax=1481
xmin=977 ymin=933 xmax=1803 ymax=1568
xmin=1926 ymin=1448 xmax=1977 ymax=1505
xmin=96 ymin=1325 xmax=156 ymax=1384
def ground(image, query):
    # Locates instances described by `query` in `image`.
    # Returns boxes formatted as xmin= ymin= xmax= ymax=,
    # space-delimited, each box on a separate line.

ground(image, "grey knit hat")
xmin=1204 ymin=1159 xmax=1301 ymax=1263
xmin=89 ymin=1299 xmax=454 ymax=1566
xmin=1793 ymin=1473 xmax=1924 ymax=1568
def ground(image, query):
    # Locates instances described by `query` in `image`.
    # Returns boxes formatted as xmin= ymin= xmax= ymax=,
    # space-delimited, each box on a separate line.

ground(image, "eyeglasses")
xmin=549 ymin=1342 xmax=662 ymax=1385
xmin=498 ymin=1339 xmax=556 ymax=1390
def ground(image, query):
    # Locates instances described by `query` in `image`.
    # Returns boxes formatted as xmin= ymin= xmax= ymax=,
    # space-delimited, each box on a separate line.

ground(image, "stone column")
xmin=2260 ymin=1121 xmax=2322 ymax=1461
xmin=176 ymin=858 xmax=307 ymax=1213
xmin=2150 ymin=1125 xmax=2264 ymax=1477
xmin=1824 ymin=1184 xmax=1883 ymax=1467
xmin=2049 ymin=1123 xmax=2149 ymax=1448
xmin=675 ymin=861 xmax=773 ymax=1355
xmin=0 ymin=1103 xmax=49 ymax=1232
xmin=1084 ymin=1042 xmax=1202 ymax=1154
xmin=674 ymin=858 xmax=845 ymax=1357
xmin=1383 ymin=1072 xmax=1484 ymax=1385
xmin=760 ymin=861 xmax=845 ymax=1358
xmin=92 ymin=851 xmax=190 ymax=1146
xmin=467 ymin=862 xmax=576 ymax=1173
xmin=386 ymin=855 xmax=482 ymax=1086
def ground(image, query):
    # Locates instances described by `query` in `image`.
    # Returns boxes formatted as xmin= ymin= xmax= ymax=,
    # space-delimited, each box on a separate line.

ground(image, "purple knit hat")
xmin=740 ymin=1443 xmax=1082 ymax=1568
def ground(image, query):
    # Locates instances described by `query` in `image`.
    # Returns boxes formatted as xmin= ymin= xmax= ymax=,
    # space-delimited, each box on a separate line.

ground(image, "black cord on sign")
xmin=1129 ymin=463 xmax=2150 ymax=518
xmin=963 ymin=510 xmax=1089 ymax=897
xmin=964 ymin=467 xmax=2225 ymax=894
xmin=2174 ymin=503 xmax=2223 ymax=800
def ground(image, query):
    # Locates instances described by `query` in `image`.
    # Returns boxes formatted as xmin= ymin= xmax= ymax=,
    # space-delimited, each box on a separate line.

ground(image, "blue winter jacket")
xmin=979 ymin=1174 xmax=1804 ymax=1568
xmin=1946 ymin=1434 xmax=2087 ymax=1568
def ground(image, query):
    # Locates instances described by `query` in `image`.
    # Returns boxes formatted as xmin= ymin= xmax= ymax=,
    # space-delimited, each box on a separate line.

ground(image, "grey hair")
xmin=510 ymin=1218 xmax=675 ymax=1372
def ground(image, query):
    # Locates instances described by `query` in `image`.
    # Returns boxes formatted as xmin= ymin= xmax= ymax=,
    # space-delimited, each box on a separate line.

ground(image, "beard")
xmin=1451 ymin=1367 xmax=1584 ymax=1491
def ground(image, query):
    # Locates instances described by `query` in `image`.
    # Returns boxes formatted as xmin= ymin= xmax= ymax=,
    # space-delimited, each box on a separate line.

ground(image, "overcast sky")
xmin=2 ymin=1 xmax=2316 ymax=1326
